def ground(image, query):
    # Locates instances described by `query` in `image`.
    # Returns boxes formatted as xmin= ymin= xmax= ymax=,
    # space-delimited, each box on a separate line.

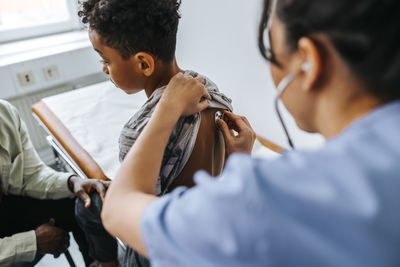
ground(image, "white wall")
xmin=176 ymin=0 xmax=324 ymax=149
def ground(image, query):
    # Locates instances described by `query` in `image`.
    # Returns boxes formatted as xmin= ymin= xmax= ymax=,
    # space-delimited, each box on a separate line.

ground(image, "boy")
xmin=76 ymin=0 xmax=232 ymax=266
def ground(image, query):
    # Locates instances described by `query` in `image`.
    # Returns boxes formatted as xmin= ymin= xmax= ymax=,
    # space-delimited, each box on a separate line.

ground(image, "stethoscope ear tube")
xmin=275 ymin=94 xmax=295 ymax=149
xmin=275 ymin=72 xmax=301 ymax=150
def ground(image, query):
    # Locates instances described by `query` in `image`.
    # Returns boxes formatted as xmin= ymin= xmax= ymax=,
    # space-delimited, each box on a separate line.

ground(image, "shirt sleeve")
xmin=141 ymin=154 xmax=264 ymax=267
xmin=8 ymin=104 xmax=74 ymax=199
xmin=0 ymin=231 xmax=37 ymax=266
xmin=141 ymin=149 xmax=386 ymax=267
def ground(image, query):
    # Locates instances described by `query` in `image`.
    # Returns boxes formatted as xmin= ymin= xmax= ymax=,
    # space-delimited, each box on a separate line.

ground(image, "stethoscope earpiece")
xmin=302 ymin=62 xmax=311 ymax=72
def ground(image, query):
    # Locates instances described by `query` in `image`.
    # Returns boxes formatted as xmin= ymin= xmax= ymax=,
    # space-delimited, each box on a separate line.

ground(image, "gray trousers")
xmin=75 ymin=192 xmax=150 ymax=266
xmin=75 ymin=193 xmax=118 ymax=263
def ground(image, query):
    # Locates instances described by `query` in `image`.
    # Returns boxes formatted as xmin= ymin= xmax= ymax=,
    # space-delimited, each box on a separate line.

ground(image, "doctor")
xmin=102 ymin=0 xmax=400 ymax=266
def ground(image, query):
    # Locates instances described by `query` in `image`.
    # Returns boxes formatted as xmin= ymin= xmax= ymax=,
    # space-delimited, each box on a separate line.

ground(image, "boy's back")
xmin=119 ymin=70 xmax=232 ymax=195
xmin=170 ymin=107 xmax=225 ymax=190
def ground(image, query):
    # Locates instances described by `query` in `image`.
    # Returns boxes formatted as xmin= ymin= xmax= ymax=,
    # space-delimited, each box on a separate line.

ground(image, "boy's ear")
xmin=135 ymin=52 xmax=155 ymax=77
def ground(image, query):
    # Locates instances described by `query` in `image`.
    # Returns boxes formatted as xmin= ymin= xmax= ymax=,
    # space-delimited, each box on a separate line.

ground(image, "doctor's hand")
xmin=68 ymin=176 xmax=111 ymax=208
xmin=217 ymin=111 xmax=256 ymax=157
xmin=36 ymin=218 xmax=69 ymax=258
xmin=160 ymin=72 xmax=211 ymax=116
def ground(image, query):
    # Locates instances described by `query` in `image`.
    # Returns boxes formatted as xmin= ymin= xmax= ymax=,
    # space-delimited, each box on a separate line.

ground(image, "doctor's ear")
xmin=135 ymin=52 xmax=155 ymax=77
xmin=298 ymin=37 xmax=322 ymax=92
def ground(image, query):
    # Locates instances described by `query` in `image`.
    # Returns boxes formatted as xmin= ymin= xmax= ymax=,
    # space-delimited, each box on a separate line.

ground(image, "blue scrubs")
xmin=141 ymin=100 xmax=400 ymax=267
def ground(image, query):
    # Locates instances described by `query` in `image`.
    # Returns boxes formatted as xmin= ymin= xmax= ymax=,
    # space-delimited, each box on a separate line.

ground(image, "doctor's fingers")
xmin=223 ymin=111 xmax=254 ymax=134
xmin=196 ymin=77 xmax=205 ymax=85
xmin=165 ymin=75 xmax=211 ymax=108
xmin=217 ymin=119 xmax=235 ymax=139
xmin=218 ymin=119 xmax=254 ymax=155
xmin=222 ymin=112 xmax=256 ymax=148
xmin=239 ymin=115 xmax=254 ymax=131
xmin=217 ymin=120 xmax=237 ymax=155
xmin=180 ymin=83 xmax=211 ymax=115
xmin=173 ymin=72 xmax=205 ymax=86
xmin=219 ymin=112 xmax=240 ymax=132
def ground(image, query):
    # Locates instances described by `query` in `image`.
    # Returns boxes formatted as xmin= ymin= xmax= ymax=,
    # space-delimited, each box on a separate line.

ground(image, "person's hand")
xmin=69 ymin=176 xmax=111 ymax=208
xmin=160 ymin=72 xmax=211 ymax=116
xmin=217 ymin=111 xmax=256 ymax=157
xmin=35 ymin=219 xmax=70 ymax=258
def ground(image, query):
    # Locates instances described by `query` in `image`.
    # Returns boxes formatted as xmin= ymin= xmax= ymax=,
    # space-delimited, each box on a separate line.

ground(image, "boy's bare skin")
xmin=169 ymin=108 xmax=225 ymax=190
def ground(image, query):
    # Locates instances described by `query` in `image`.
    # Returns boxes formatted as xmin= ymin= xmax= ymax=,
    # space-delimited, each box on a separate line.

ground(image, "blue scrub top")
xmin=141 ymin=100 xmax=400 ymax=267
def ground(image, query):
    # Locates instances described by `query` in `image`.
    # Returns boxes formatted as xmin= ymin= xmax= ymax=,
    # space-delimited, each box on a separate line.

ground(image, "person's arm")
xmin=0 ymin=232 xmax=36 ymax=266
xmin=12 ymin=109 xmax=73 ymax=199
xmin=102 ymin=73 xmax=211 ymax=256
xmin=9 ymin=103 xmax=110 ymax=204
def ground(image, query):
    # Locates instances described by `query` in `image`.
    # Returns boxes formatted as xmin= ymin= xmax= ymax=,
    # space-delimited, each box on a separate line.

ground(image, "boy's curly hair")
xmin=79 ymin=0 xmax=181 ymax=63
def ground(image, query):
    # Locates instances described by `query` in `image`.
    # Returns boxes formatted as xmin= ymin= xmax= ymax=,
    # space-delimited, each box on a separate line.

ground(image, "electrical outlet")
xmin=42 ymin=65 xmax=60 ymax=81
xmin=17 ymin=71 xmax=36 ymax=86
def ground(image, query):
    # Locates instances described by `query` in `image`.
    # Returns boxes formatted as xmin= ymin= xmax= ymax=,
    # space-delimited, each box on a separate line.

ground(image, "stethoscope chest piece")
xmin=215 ymin=111 xmax=224 ymax=125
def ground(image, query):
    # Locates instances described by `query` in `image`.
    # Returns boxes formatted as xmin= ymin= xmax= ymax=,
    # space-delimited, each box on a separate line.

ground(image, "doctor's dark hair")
xmin=259 ymin=0 xmax=400 ymax=100
xmin=78 ymin=0 xmax=181 ymax=63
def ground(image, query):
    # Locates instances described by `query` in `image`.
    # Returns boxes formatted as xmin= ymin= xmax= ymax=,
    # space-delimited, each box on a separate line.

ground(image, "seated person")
xmin=0 ymin=100 xmax=109 ymax=267
xmin=75 ymin=0 xmax=233 ymax=266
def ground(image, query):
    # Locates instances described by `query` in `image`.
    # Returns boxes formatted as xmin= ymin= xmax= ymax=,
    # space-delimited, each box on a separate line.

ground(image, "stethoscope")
xmin=215 ymin=61 xmax=310 ymax=151
xmin=275 ymin=61 xmax=310 ymax=150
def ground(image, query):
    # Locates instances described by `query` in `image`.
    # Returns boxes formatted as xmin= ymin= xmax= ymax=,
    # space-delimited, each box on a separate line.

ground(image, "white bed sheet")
xmin=43 ymin=81 xmax=147 ymax=179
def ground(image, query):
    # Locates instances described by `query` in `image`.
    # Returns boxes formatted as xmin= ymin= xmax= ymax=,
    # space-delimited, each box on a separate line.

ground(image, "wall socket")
xmin=42 ymin=65 xmax=60 ymax=81
xmin=16 ymin=65 xmax=60 ymax=89
xmin=17 ymin=71 xmax=36 ymax=87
